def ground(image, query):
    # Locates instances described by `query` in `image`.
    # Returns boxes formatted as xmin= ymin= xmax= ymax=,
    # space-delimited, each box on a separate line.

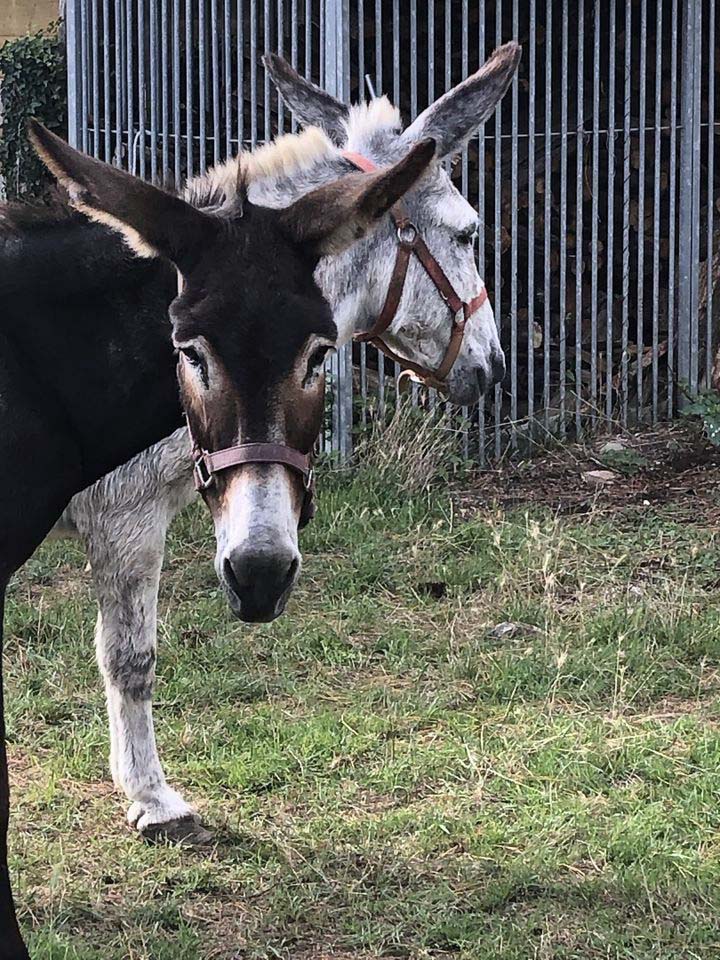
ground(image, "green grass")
xmin=4 ymin=468 xmax=720 ymax=959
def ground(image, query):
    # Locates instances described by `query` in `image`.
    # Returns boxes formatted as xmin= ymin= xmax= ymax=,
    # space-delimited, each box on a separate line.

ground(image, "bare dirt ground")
xmin=459 ymin=422 xmax=720 ymax=524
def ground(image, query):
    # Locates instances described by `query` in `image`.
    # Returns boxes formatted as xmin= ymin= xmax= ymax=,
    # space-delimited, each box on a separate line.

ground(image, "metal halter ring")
xmin=193 ymin=454 xmax=215 ymax=491
xmin=397 ymin=222 xmax=418 ymax=246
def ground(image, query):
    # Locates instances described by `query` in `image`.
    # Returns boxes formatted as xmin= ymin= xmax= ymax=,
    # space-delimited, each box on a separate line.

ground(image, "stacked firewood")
xmin=352 ymin=0 xmax=720 ymax=422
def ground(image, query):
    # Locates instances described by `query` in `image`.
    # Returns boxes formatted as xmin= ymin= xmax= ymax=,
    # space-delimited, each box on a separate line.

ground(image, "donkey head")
xmin=30 ymin=122 xmax=435 ymax=621
xmin=265 ymin=42 xmax=520 ymax=405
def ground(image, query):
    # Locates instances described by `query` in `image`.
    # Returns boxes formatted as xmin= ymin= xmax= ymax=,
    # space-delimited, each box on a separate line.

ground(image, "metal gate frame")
xmin=65 ymin=0 xmax=717 ymax=460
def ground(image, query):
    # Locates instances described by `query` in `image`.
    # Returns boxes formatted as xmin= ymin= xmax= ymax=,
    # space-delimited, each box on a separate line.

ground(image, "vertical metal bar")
xmin=493 ymin=0 xmax=503 ymax=457
xmin=393 ymin=0 xmax=402 ymax=400
xmin=427 ymin=0 xmax=433 ymax=111
xmin=621 ymin=0 xmax=631 ymax=426
xmin=199 ymin=0 xmax=207 ymax=170
xmin=91 ymin=0 xmax=100 ymax=157
xmin=510 ymin=0 xmax=518 ymax=446
xmin=224 ymin=0 xmax=232 ymax=156
xmin=678 ymin=0 xmax=701 ymax=395
xmin=185 ymin=0 xmax=193 ymax=177
xmin=543 ymin=0 xmax=552 ymax=430
xmin=114 ymin=0 xmax=123 ymax=164
xmin=410 ymin=0 xmax=417 ymax=118
xmin=706 ymin=0 xmax=716 ymax=387
xmin=138 ymin=0 xmax=146 ymax=179
xmin=376 ymin=0 xmax=385 ymax=422
xmin=393 ymin=0 xmax=400 ymax=104
xmin=211 ymin=0 xmax=221 ymax=163
xmin=80 ymin=0 xmax=89 ymax=153
xmin=205 ymin=0 xmax=217 ymax=164
xmin=606 ymin=0 xmax=616 ymax=422
xmin=126 ymin=0 xmax=134 ymax=170
xmin=185 ymin=0 xmax=194 ymax=179
xmin=324 ymin=0 xmax=352 ymax=457
xmin=460 ymin=0 xmax=469 ymax=459
xmin=636 ymin=0 xmax=648 ymax=420
xmin=358 ymin=0 xmax=367 ymax=427
xmin=668 ymin=0 xmax=679 ymax=415
xmin=574 ymin=0 xmax=583 ymax=435
xmin=161 ymin=0 xmax=170 ymax=181
xmin=527 ymin=0 xmax=536 ymax=438
xmin=103 ymin=0 xmax=110 ymax=160
xmin=238 ymin=0 xmax=245 ymax=148
xmin=477 ymin=0 xmax=486 ymax=463
xmin=305 ymin=0 xmax=311 ymax=78
xmin=590 ymin=0 xmax=600 ymax=424
xmin=150 ymin=0 xmax=160 ymax=182
xmin=172 ymin=0 xmax=181 ymax=185
xmin=651 ymin=0 xmax=663 ymax=421
xmin=559 ymin=0 xmax=568 ymax=436
xmin=251 ymin=0 xmax=258 ymax=145
xmin=264 ymin=0 xmax=271 ymax=141
xmin=277 ymin=0 xmax=285 ymax=132
xmin=66 ymin=0 xmax=82 ymax=148
xmin=291 ymin=0 xmax=298 ymax=134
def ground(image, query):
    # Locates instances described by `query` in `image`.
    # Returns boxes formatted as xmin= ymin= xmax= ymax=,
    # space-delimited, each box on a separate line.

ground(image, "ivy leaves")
xmin=0 ymin=22 xmax=66 ymax=199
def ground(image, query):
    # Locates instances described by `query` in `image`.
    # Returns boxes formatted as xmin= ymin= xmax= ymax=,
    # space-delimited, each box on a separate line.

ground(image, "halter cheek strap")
xmin=342 ymin=150 xmax=488 ymax=389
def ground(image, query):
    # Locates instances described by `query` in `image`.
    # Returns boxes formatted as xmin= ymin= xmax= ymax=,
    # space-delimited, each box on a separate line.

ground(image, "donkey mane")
xmin=184 ymin=126 xmax=336 ymax=209
xmin=184 ymin=97 xmax=403 ymax=210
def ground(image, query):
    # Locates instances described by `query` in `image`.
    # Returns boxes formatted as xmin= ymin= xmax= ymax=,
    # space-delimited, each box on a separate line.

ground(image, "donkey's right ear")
xmin=264 ymin=54 xmax=349 ymax=145
xmin=28 ymin=120 xmax=218 ymax=274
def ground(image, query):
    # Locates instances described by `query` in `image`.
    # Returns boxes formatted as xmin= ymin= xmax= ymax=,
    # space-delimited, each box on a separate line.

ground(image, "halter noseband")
xmin=187 ymin=426 xmax=316 ymax=528
xmin=343 ymin=150 xmax=488 ymax=390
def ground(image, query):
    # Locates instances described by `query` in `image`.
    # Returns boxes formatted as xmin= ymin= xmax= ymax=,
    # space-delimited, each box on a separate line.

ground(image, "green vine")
xmin=681 ymin=388 xmax=720 ymax=446
xmin=0 ymin=22 xmax=67 ymax=199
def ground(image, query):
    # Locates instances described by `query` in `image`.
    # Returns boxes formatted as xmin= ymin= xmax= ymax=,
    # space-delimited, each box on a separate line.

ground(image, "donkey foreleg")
xmin=0 ymin=589 xmax=30 ymax=960
xmin=92 ymin=542 xmax=210 ymax=845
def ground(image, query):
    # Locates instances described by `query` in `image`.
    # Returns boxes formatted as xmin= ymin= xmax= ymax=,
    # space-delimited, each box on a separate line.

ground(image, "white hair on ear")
xmin=343 ymin=97 xmax=402 ymax=149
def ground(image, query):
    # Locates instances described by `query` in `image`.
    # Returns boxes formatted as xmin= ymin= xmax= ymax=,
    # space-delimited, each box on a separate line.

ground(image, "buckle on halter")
xmin=397 ymin=222 xmax=418 ymax=246
xmin=303 ymin=466 xmax=314 ymax=492
xmin=193 ymin=453 xmax=215 ymax=491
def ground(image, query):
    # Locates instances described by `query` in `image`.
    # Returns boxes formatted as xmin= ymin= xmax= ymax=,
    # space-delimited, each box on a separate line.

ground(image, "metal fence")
xmin=66 ymin=0 xmax=719 ymax=460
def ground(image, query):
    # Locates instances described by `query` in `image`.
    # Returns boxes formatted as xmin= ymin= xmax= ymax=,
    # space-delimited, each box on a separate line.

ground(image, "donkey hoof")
xmin=141 ymin=815 xmax=214 ymax=846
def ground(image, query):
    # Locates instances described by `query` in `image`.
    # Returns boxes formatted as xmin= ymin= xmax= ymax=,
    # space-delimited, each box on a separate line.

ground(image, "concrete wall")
xmin=1 ymin=0 xmax=59 ymax=47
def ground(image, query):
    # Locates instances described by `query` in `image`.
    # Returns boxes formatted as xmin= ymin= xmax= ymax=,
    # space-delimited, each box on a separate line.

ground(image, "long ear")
xmin=264 ymin=53 xmax=349 ymax=146
xmin=400 ymin=42 xmax=521 ymax=160
xmin=28 ymin=120 xmax=218 ymax=272
xmin=281 ymin=138 xmax=435 ymax=257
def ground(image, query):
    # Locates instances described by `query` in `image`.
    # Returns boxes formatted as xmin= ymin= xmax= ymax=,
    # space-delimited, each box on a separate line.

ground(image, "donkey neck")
xmin=1 ymin=215 xmax=181 ymax=486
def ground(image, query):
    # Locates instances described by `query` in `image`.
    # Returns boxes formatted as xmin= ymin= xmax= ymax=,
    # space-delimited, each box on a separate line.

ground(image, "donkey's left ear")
xmin=281 ymin=138 xmax=436 ymax=258
xmin=28 ymin=120 xmax=218 ymax=273
xmin=400 ymin=42 xmax=521 ymax=160
xmin=264 ymin=53 xmax=349 ymax=145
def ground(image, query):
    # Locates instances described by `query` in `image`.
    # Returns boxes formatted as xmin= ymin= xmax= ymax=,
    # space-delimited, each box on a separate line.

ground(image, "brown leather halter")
xmin=188 ymin=426 xmax=316 ymax=528
xmin=343 ymin=150 xmax=488 ymax=390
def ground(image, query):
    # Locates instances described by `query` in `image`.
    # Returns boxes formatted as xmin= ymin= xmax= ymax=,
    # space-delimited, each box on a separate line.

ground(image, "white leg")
xmin=62 ymin=430 xmax=208 ymax=841
xmin=91 ymin=525 xmax=211 ymax=843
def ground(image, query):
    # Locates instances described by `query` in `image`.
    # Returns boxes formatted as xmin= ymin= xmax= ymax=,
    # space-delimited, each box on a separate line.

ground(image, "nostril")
xmin=283 ymin=556 xmax=300 ymax=590
xmin=223 ymin=556 xmax=242 ymax=598
xmin=492 ymin=352 xmax=506 ymax=386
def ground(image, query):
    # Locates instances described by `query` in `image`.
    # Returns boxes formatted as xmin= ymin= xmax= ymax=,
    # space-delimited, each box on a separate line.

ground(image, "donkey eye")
xmin=308 ymin=345 xmax=329 ymax=372
xmin=180 ymin=346 xmax=203 ymax=368
xmin=304 ymin=345 xmax=330 ymax=384
xmin=457 ymin=227 xmax=478 ymax=246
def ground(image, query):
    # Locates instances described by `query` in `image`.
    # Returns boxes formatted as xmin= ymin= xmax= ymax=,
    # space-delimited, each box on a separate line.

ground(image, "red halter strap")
xmin=342 ymin=150 xmax=488 ymax=389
